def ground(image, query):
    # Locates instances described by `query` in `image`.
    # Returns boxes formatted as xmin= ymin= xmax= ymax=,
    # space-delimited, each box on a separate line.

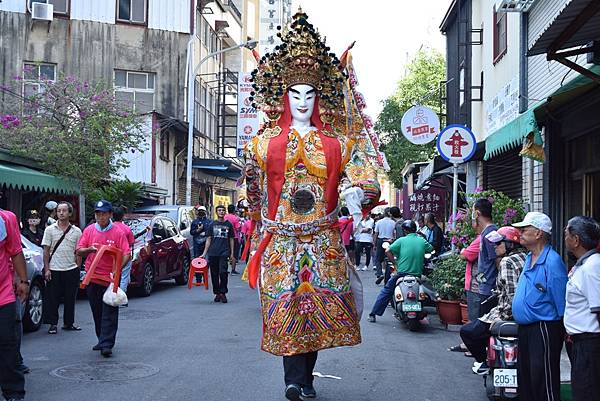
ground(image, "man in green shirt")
xmin=368 ymin=220 xmax=432 ymax=322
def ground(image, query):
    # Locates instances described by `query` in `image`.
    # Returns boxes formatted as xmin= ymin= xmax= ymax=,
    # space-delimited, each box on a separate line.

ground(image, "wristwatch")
xmin=20 ymin=280 xmax=30 ymax=285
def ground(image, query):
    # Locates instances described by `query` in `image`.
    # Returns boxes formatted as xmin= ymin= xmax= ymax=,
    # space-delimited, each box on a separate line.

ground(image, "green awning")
xmin=484 ymin=108 xmax=541 ymax=160
xmin=0 ymin=162 xmax=80 ymax=194
xmin=484 ymin=65 xmax=600 ymax=161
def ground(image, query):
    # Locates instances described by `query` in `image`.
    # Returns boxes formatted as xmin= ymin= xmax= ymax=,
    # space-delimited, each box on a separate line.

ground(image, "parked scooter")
xmin=483 ymin=318 xmax=519 ymax=400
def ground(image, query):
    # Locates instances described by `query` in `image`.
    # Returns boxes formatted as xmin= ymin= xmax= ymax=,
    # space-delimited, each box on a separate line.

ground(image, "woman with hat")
xmin=460 ymin=226 xmax=527 ymax=375
xmin=21 ymin=210 xmax=43 ymax=247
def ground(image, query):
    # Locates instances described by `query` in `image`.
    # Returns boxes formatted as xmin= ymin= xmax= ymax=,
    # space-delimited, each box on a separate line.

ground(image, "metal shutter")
xmin=483 ymin=148 xmax=523 ymax=200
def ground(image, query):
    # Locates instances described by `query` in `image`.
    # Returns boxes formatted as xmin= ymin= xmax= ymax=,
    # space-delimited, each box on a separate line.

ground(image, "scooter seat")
xmin=490 ymin=321 xmax=519 ymax=337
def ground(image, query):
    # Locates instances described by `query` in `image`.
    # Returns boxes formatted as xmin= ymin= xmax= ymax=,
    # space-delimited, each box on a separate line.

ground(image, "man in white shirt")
xmin=42 ymin=202 xmax=82 ymax=335
xmin=354 ymin=214 xmax=374 ymax=271
xmin=373 ymin=208 xmax=396 ymax=283
xmin=563 ymin=216 xmax=600 ymax=401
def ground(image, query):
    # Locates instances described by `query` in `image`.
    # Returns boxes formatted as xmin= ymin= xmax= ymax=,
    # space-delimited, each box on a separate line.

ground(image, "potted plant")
xmin=430 ymin=254 xmax=466 ymax=327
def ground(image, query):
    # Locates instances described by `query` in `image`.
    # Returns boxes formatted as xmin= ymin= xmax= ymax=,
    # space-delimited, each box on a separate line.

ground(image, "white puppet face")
xmin=288 ymin=84 xmax=316 ymax=125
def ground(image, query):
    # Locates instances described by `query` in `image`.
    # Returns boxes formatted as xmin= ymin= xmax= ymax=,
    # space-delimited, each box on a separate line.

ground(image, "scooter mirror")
xmin=382 ymin=242 xmax=390 ymax=250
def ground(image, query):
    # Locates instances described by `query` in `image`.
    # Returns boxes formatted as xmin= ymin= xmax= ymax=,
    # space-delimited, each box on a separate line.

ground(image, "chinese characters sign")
xmin=237 ymin=73 xmax=259 ymax=158
xmin=400 ymin=105 xmax=439 ymax=145
xmin=402 ymin=188 xmax=446 ymax=220
xmin=436 ymin=124 xmax=476 ymax=164
xmin=260 ymin=0 xmax=283 ymax=56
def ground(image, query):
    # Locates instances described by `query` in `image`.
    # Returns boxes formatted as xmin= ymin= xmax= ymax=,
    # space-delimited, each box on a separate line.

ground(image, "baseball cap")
xmin=512 ymin=212 xmax=552 ymax=234
xmin=94 ymin=200 xmax=113 ymax=213
xmin=195 ymin=205 xmax=207 ymax=212
xmin=45 ymin=200 xmax=58 ymax=211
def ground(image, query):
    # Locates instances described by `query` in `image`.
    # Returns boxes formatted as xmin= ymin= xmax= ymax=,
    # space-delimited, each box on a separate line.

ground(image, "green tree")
xmin=87 ymin=179 xmax=144 ymax=214
xmin=375 ymin=49 xmax=446 ymax=187
xmin=0 ymin=71 xmax=146 ymax=193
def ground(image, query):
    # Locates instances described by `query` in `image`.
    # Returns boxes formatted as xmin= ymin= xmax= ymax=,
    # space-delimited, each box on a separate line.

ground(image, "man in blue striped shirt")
xmin=511 ymin=212 xmax=567 ymax=401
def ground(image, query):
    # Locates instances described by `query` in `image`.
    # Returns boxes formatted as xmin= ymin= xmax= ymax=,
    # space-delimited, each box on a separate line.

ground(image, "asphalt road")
xmin=20 ymin=266 xmax=487 ymax=401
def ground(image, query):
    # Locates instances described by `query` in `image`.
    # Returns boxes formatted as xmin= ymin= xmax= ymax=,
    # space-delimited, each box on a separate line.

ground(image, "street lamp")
xmin=185 ymin=39 xmax=258 ymax=206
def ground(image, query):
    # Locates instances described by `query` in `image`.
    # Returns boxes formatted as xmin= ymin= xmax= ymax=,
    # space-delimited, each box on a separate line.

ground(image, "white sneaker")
xmin=361 ymin=266 xmax=368 ymax=271
xmin=471 ymin=361 xmax=489 ymax=375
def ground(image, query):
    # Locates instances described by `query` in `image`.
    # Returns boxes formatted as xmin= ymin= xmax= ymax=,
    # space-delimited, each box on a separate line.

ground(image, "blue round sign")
xmin=436 ymin=124 xmax=476 ymax=164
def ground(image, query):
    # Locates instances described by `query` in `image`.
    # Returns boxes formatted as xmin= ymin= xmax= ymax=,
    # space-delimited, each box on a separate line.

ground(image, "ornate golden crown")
xmin=250 ymin=8 xmax=346 ymax=123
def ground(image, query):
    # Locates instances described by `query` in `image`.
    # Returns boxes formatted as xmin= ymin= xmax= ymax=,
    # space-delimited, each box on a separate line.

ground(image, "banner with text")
xmin=236 ymin=72 xmax=260 ymax=158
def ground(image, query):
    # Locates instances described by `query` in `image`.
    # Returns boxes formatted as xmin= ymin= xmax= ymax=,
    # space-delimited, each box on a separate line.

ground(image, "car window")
xmin=124 ymin=218 xmax=153 ymax=237
xmin=152 ymin=219 xmax=168 ymax=239
xmin=163 ymin=219 xmax=178 ymax=238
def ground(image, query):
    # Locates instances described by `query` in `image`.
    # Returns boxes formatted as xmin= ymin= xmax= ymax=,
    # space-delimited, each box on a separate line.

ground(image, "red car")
xmin=124 ymin=214 xmax=191 ymax=296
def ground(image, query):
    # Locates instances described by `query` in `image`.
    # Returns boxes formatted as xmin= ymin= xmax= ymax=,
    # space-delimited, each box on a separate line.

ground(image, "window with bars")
xmin=493 ymin=6 xmax=507 ymax=63
xmin=114 ymin=70 xmax=155 ymax=113
xmin=117 ymin=0 xmax=146 ymax=24
xmin=31 ymin=0 xmax=69 ymax=15
xmin=193 ymin=81 xmax=218 ymax=143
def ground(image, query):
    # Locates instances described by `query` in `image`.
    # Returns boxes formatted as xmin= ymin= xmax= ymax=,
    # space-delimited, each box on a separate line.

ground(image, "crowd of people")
xmin=0 ymin=200 xmax=253 ymax=400
xmin=449 ymin=198 xmax=600 ymax=401
xmin=2 ymin=195 xmax=599 ymax=400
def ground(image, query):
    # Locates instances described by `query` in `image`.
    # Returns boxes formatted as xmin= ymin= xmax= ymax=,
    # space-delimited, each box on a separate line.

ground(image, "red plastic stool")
xmin=188 ymin=257 xmax=209 ymax=290
xmin=80 ymin=245 xmax=123 ymax=291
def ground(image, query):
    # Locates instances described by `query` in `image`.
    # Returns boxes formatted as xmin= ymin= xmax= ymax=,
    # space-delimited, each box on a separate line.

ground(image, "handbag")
xmin=102 ymin=283 xmax=128 ymax=307
xmin=347 ymin=265 xmax=364 ymax=321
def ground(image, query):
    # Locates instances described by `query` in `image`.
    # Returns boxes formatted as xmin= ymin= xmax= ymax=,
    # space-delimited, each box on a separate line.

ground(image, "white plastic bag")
xmin=102 ymin=283 xmax=128 ymax=307
xmin=348 ymin=266 xmax=364 ymax=321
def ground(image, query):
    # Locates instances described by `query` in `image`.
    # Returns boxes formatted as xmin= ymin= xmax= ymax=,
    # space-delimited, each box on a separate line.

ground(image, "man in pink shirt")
xmin=76 ymin=200 xmax=130 ymax=358
xmin=0 ymin=208 xmax=28 ymax=401
xmin=224 ymin=204 xmax=242 ymax=275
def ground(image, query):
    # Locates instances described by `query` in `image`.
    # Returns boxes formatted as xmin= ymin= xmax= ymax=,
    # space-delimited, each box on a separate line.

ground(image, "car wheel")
xmin=139 ymin=263 xmax=154 ymax=297
xmin=23 ymin=279 xmax=43 ymax=332
xmin=174 ymin=255 xmax=190 ymax=285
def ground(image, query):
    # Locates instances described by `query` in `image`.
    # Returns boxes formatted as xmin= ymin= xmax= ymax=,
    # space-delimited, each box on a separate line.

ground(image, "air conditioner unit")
xmin=495 ymin=0 xmax=536 ymax=12
xmin=32 ymin=2 xmax=54 ymax=21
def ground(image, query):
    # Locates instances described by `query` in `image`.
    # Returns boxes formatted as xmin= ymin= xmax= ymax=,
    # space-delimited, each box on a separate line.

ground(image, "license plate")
xmin=402 ymin=301 xmax=422 ymax=312
xmin=493 ymin=369 xmax=517 ymax=388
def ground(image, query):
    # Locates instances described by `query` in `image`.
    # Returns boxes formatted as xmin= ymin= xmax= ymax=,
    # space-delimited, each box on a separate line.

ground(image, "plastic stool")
xmin=80 ymin=245 xmax=123 ymax=292
xmin=188 ymin=257 xmax=209 ymax=290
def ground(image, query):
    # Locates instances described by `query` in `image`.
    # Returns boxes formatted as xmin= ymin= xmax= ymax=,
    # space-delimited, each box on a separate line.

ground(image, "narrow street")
xmin=21 ymin=267 xmax=485 ymax=401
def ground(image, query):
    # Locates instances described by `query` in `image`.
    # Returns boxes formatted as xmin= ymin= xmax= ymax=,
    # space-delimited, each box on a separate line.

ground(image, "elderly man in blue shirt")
xmin=511 ymin=212 xmax=567 ymax=401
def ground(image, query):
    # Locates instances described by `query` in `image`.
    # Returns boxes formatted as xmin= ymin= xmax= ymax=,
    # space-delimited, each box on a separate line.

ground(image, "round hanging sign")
xmin=436 ymin=124 xmax=476 ymax=164
xmin=400 ymin=105 xmax=440 ymax=145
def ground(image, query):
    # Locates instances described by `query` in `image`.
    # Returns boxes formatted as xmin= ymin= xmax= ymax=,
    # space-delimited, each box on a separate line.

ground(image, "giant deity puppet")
xmin=242 ymin=9 xmax=383 ymax=400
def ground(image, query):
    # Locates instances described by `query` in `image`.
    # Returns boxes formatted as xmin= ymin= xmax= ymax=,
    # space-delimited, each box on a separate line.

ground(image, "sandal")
xmin=62 ymin=324 xmax=82 ymax=331
xmin=464 ymin=351 xmax=473 ymax=357
xmin=48 ymin=325 xmax=58 ymax=334
xmin=447 ymin=344 xmax=467 ymax=352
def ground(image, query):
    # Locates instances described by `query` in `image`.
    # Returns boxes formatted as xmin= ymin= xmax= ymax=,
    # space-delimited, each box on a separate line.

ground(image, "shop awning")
xmin=528 ymin=0 xmax=600 ymax=84
xmin=484 ymin=108 xmax=541 ymax=160
xmin=528 ymin=0 xmax=600 ymax=57
xmin=192 ymin=158 xmax=242 ymax=180
xmin=0 ymin=162 xmax=80 ymax=194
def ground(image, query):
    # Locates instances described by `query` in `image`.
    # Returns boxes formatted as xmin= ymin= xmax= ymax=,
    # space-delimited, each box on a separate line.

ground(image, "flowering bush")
xmin=447 ymin=188 xmax=526 ymax=250
xmin=0 ymin=71 xmax=146 ymax=193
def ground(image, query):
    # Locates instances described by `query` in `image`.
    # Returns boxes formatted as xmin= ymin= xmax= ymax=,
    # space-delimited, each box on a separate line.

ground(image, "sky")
xmin=290 ymin=0 xmax=448 ymax=119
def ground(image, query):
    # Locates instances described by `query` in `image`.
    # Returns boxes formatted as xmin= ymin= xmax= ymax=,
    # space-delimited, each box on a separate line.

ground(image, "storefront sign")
xmin=400 ymin=105 xmax=439 ymax=145
xmin=437 ymin=124 xmax=476 ymax=164
xmin=402 ymin=188 xmax=446 ymax=220
xmin=236 ymin=72 xmax=260 ymax=158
